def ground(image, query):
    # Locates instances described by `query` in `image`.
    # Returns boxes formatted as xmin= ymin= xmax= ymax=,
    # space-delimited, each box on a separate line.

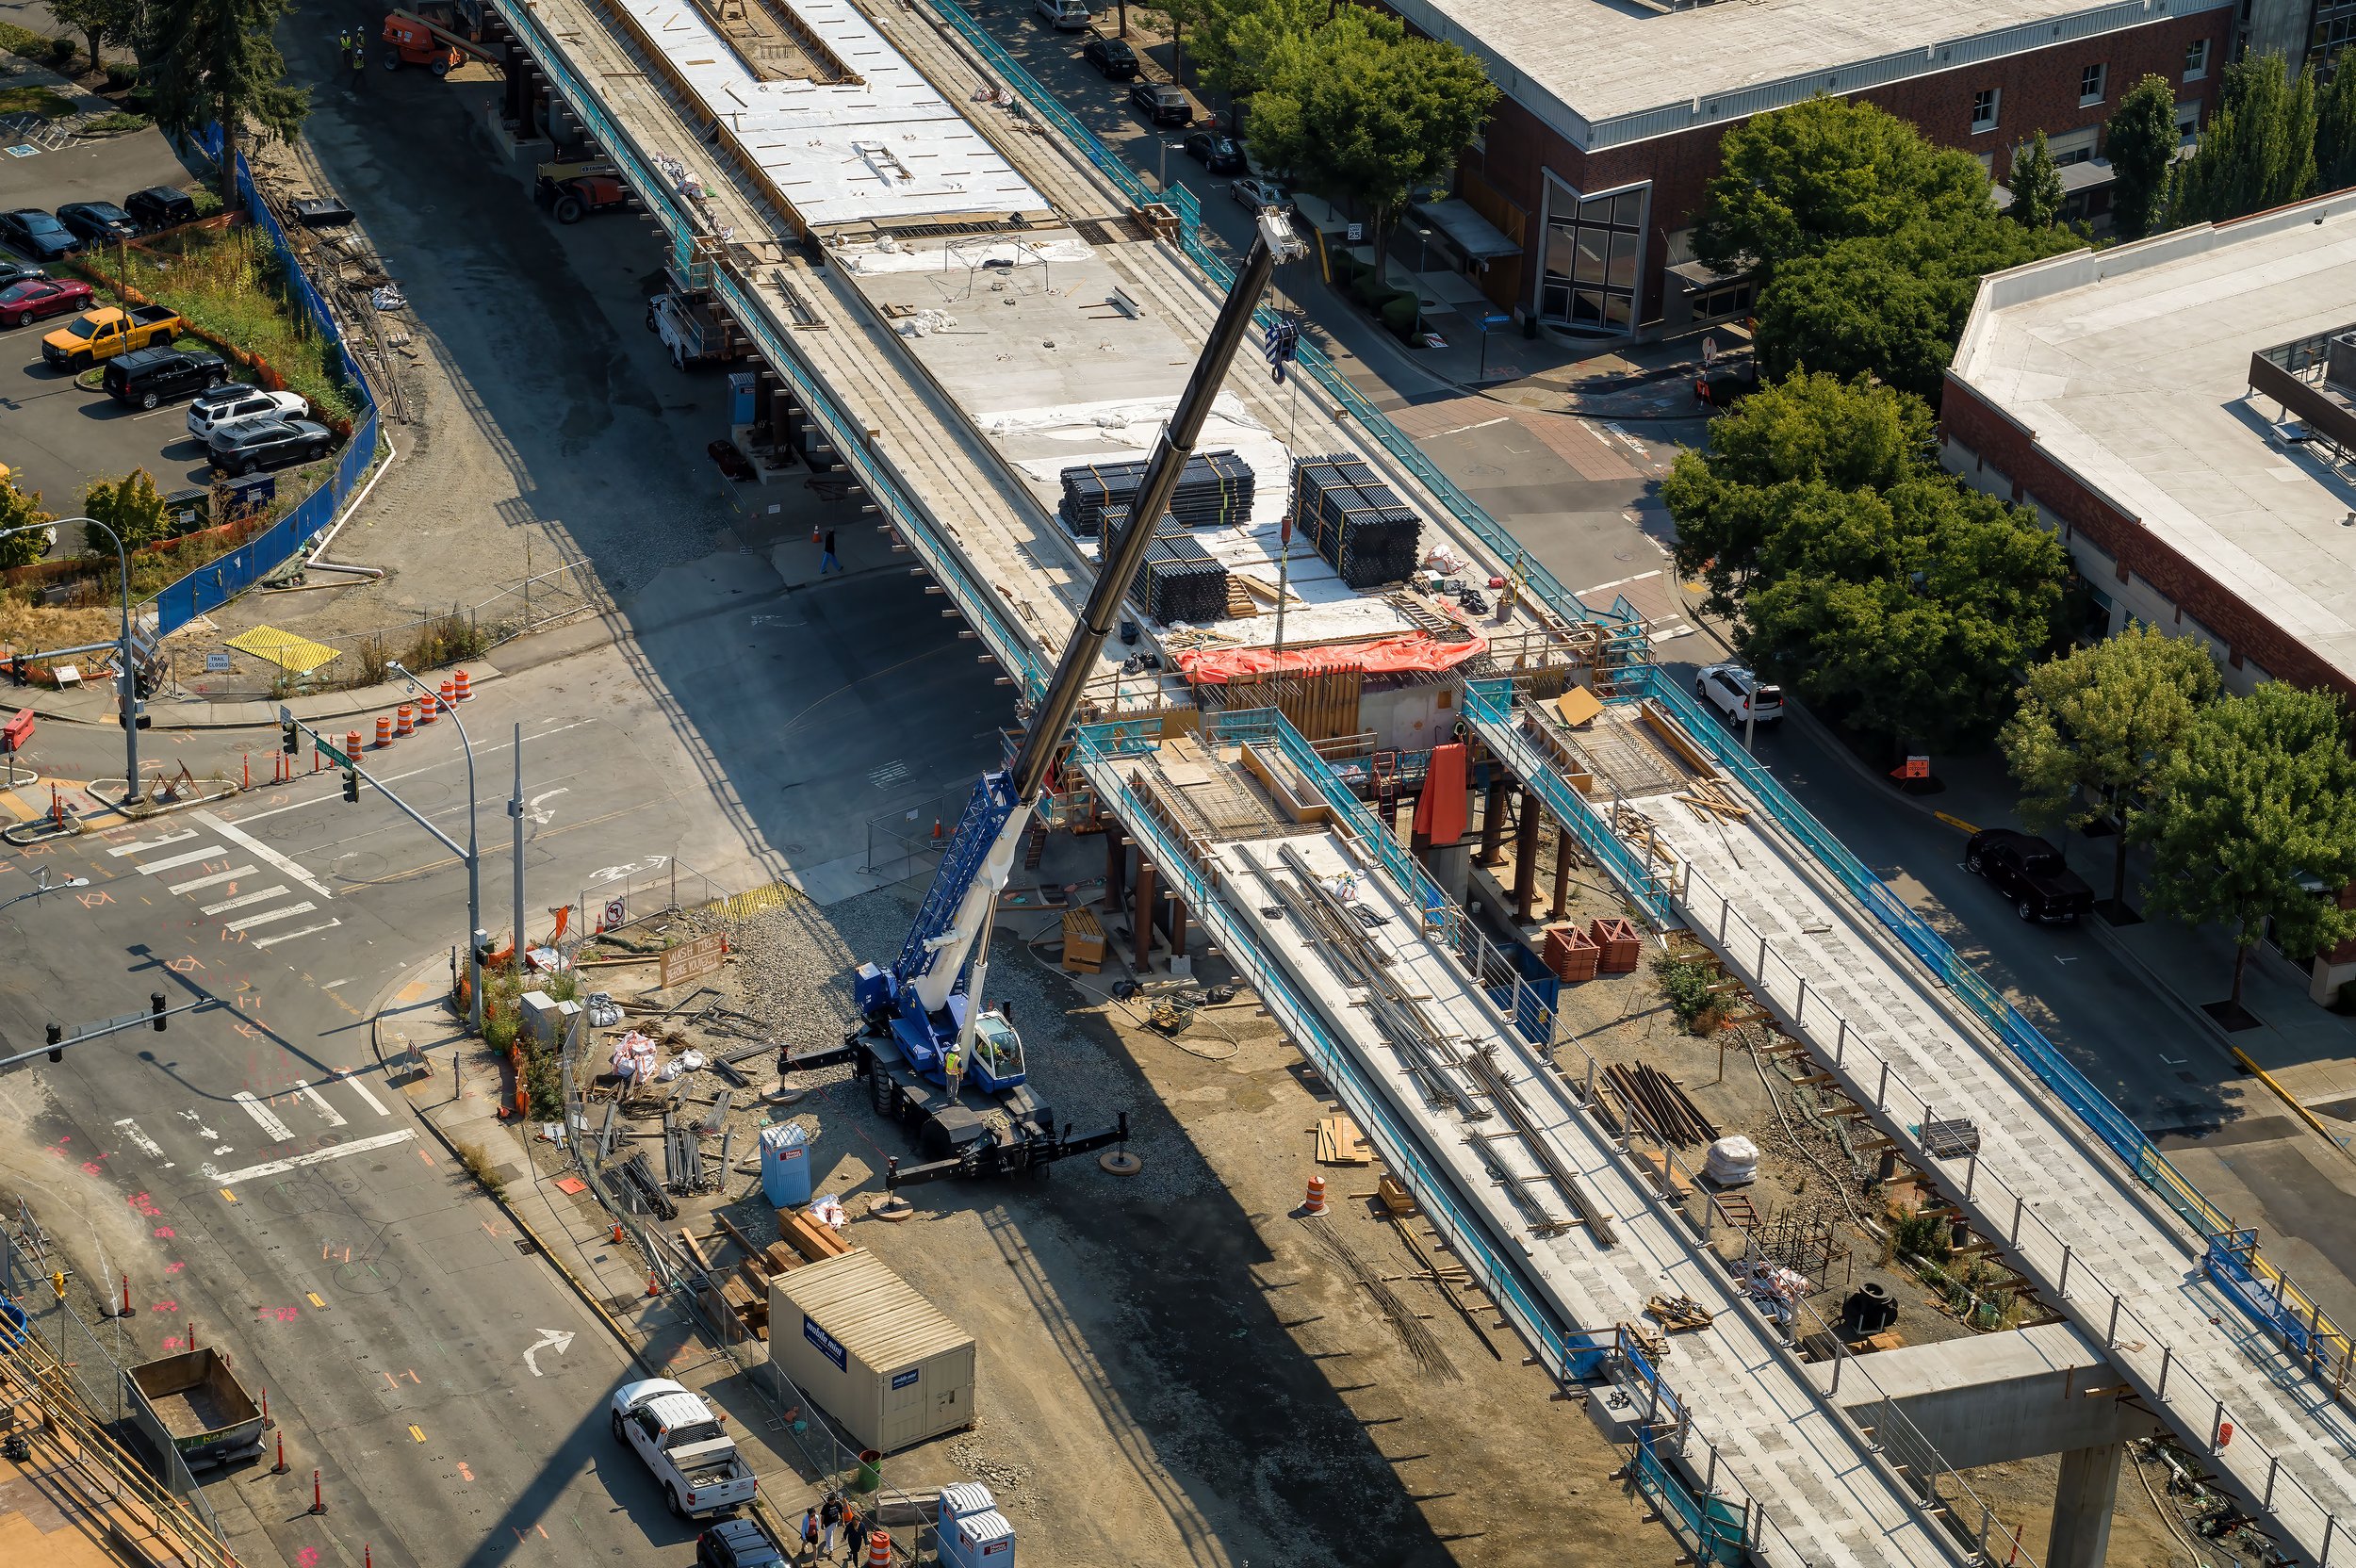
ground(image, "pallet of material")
xmin=1288 ymin=455 xmax=1421 ymax=589
xmin=1315 ymin=1113 xmax=1372 ymax=1165
xmin=1132 ymin=530 xmax=1231 ymax=623
xmin=1543 ymin=923 xmax=1600 ymax=982
xmin=1058 ymin=450 xmax=1255 ymax=537
xmin=778 ymin=1207 xmax=852 ymax=1264
xmin=1061 ymin=906 xmax=1105 ymax=972
xmin=1587 ymin=917 xmax=1641 ymax=973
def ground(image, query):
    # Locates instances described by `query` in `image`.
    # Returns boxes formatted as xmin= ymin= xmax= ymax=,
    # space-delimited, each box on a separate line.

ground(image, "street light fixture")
xmin=0 ymin=515 xmax=140 ymax=804
xmin=386 ymin=660 xmax=483 ymax=1033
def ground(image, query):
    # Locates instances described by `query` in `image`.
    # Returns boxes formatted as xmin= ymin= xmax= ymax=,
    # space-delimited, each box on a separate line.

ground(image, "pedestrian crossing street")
xmin=115 ymin=1070 xmax=409 ymax=1186
xmin=105 ymin=810 xmax=342 ymax=951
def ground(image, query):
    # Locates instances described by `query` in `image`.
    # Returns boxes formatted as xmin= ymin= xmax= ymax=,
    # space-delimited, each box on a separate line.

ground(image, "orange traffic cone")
xmin=1302 ymin=1174 xmax=1327 ymax=1216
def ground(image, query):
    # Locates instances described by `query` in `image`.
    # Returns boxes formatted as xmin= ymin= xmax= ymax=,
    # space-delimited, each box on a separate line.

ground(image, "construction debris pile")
xmin=1289 ymin=455 xmax=1421 ymax=590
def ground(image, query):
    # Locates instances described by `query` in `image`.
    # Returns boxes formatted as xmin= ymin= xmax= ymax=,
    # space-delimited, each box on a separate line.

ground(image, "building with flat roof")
xmin=1944 ymin=189 xmax=2356 ymax=996
xmin=1382 ymin=0 xmax=2229 ymax=341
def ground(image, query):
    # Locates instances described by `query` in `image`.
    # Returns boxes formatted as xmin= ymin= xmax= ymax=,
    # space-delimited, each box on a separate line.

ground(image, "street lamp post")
xmin=388 ymin=661 xmax=482 ymax=1032
xmin=0 ymin=516 xmax=139 ymax=804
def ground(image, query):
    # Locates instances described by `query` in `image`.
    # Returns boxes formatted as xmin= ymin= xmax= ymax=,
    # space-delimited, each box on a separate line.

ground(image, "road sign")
xmin=312 ymin=728 xmax=353 ymax=769
xmin=1481 ymin=312 xmax=1512 ymax=329
xmin=205 ymin=653 xmax=232 ymax=673
xmin=660 ymin=932 xmax=727 ymax=989
xmin=602 ymin=896 xmax=627 ymax=930
xmin=1702 ymin=334 xmax=1720 ymax=366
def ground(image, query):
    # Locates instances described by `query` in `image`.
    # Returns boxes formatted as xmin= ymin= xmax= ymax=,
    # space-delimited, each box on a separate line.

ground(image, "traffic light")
xmin=341 ymin=765 xmax=359 ymax=804
xmin=44 ymin=1022 xmax=60 ymax=1063
xmin=8 ymin=656 xmax=25 ymax=687
xmin=150 ymin=992 xmax=166 ymax=1032
xmin=281 ymin=717 xmax=299 ymax=755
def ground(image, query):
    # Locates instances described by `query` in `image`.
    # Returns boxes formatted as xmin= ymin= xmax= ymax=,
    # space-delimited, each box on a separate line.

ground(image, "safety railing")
xmin=930 ymin=0 xmax=1160 ymax=214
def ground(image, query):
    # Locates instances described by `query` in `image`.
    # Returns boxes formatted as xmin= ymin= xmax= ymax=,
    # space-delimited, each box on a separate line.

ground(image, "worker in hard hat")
xmin=942 ymin=1038 xmax=963 ymax=1101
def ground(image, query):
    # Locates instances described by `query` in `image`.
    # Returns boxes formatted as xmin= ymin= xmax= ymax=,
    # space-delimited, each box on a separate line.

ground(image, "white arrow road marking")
xmin=524 ymin=788 xmax=569 ymax=825
xmin=233 ymin=1091 xmax=294 ymax=1142
xmin=202 ymin=1129 xmax=413 ymax=1186
xmin=170 ymin=865 xmax=256 ymax=895
xmin=114 ymin=1118 xmax=169 ymax=1166
xmin=291 ymin=1080 xmax=346 ymax=1128
xmin=523 ymin=1328 xmax=577 ymax=1377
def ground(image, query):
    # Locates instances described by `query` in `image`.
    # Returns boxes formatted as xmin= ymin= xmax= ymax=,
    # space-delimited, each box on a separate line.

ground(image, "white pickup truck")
xmin=608 ymin=1379 xmax=759 ymax=1518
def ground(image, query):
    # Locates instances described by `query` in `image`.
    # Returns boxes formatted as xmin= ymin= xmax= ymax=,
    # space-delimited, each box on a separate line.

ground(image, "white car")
xmin=1695 ymin=662 xmax=1784 ymax=727
xmin=187 ymin=385 xmax=309 ymax=440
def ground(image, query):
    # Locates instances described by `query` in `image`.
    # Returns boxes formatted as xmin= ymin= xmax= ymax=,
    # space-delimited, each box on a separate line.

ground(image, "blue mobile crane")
xmin=789 ymin=210 xmax=1308 ymax=1188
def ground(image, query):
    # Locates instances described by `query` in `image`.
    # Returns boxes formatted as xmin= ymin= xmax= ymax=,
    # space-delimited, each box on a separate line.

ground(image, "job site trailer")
xmin=769 ymin=1249 xmax=975 ymax=1452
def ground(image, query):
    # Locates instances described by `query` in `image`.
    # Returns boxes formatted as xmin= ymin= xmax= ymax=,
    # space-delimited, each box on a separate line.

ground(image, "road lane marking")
xmin=291 ymin=1079 xmax=346 ymax=1128
xmin=232 ymin=1091 xmax=293 ymax=1141
xmin=254 ymin=919 xmax=342 ymax=949
xmin=170 ymin=865 xmax=257 ymax=894
xmin=135 ymin=845 xmax=229 ymax=874
xmin=231 ymin=718 xmax=599 ymax=825
xmin=106 ymin=829 xmax=198 ymax=858
xmin=192 ymin=810 xmax=332 ymax=899
xmin=224 ymin=901 xmax=317 ymax=933
xmin=202 ymin=1128 xmax=413 ymax=1185
xmin=409 ymin=1424 xmax=426 ymax=1443
xmin=114 ymin=1119 xmax=166 ymax=1162
xmin=199 ymin=885 xmax=287 ymax=916
xmin=306 ymin=1292 xmax=325 ymax=1308
xmin=220 ymin=1189 xmax=237 ymax=1203
xmin=339 ymin=1073 xmax=389 ymax=1117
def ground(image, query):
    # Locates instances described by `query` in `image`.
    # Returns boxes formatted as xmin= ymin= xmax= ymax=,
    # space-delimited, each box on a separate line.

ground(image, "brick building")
xmin=1381 ymin=0 xmax=2232 ymax=342
xmin=1944 ymin=192 xmax=2356 ymax=999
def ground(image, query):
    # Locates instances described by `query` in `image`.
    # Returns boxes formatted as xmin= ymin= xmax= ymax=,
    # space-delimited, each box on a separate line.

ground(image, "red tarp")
xmin=1174 ymin=629 xmax=1489 ymax=684
xmin=1414 ymin=742 xmax=1469 ymax=844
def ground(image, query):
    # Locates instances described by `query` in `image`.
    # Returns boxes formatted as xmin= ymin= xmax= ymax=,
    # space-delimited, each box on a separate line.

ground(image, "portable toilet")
xmin=940 ymin=1481 xmax=994 ymax=1529
xmin=728 ymin=370 xmax=759 ymax=426
xmin=940 ymin=1509 xmax=1014 ymax=1568
xmin=761 ymin=1123 xmax=812 ymax=1208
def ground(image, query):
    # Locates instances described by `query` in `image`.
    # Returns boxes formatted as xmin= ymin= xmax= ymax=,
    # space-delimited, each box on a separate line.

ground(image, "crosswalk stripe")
xmin=200 ymin=885 xmax=288 ymax=916
xmin=291 ymin=1079 xmax=347 ymax=1128
xmin=106 ymin=829 xmax=198 ymax=858
xmin=136 ymin=845 xmax=230 ymax=875
xmin=224 ymin=901 xmax=317 ymax=934
xmin=195 ymin=810 xmax=332 ymax=900
xmin=254 ymin=919 xmax=342 ymax=950
xmin=170 ymin=865 xmax=257 ymax=895
xmin=204 ymin=1129 xmax=413 ymax=1187
xmin=343 ymin=1073 xmax=390 ymax=1117
xmin=114 ymin=1118 xmax=164 ymax=1159
xmin=233 ymin=1090 xmax=293 ymax=1142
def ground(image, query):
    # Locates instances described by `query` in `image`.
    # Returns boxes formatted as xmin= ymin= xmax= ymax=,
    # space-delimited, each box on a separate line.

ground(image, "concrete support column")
xmin=1512 ymin=787 xmax=1541 ymax=924
xmin=502 ymin=46 xmax=526 ymax=123
xmin=1478 ymin=777 xmax=1512 ymax=866
xmin=767 ymin=385 xmax=792 ymax=444
xmin=1550 ymin=822 xmax=1573 ymax=921
xmin=1105 ymin=831 xmax=1126 ymax=911
xmin=1167 ymin=890 xmax=1186 ymax=959
xmin=2045 ymin=1444 xmax=2123 ymax=1568
xmin=1133 ymin=858 xmax=1156 ymax=971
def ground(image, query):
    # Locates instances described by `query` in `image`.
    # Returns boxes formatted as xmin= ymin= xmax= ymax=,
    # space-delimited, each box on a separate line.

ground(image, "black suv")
xmin=1129 ymin=80 xmax=1190 ymax=125
xmin=695 ymin=1519 xmax=783 ymax=1568
xmin=208 ymin=416 xmax=333 ymax=475
xmin=1964 ymin=829 xmax=2095 ymax=924
xmin=57 ymin=202 xmax=139 ymax=245
xmin=104 ymin=347 xmax=227 ymax=409
xmin=1082 ymin=35 xmax=1137 ymax=77
xmin=1182 ymin=130 xmax=1246 ymax=172
xmin=123 ymin=187 xmax=198 ymax=233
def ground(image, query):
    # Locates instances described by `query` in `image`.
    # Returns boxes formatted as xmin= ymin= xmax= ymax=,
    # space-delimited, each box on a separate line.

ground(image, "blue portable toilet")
xmin=761 ymin=1123 xmax=812 ymax=1208
xmin=941 ymin=1508 xmax=1014 ymax=1568
xmin=728 ymin=370 xmax=759 ymax=426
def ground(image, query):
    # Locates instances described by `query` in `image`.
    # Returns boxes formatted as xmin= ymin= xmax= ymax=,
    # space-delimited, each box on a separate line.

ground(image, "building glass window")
xmin=2185 ymin=38 xmax=2210 ymax=79
xmin=1539 ymin=179 xmax=1646 ymax=337
xmin=2080 ymin=62 xmax=2107 ymax=105
xmin=1972 ymin=88 xmax=2000 ymax=132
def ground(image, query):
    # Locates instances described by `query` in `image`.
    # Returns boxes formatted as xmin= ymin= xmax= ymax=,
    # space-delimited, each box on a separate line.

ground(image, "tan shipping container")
xmin=768 ymin=1248 xmax=976 ymax=1453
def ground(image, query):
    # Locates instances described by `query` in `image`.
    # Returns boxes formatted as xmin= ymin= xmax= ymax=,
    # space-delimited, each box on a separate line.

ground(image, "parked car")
xmin=1964 ymin=828 xmax=2096 ymax=924
xmin=0 ymin=275 xmax=93 ymax=331
xmin=1693 ymin=662 xmax=1783 ymax=728
xmin=1230 ymin=174 xmax=1289 ymax=210
xmin=1183 ymin=131 xmax=1246 ymax=173
xmin=1033 ymin=0 xmax=1090 ymax=26
xmin=56 ymin=202 xmax=139 ymax=246
xmin=103 ymin=347 xmax=227 ymax=409
xmin=41 ymin=303 xmax=185 ymax=370
xmin=1129 ymin=80 xmax=1191 ymax=125
xmin=0 ymin=209 xmax=80 ymax=263
xmin=207 ymin=416 xmax=334 ymax=475
xmin=695 ymin=1518 xmax=785 ymax=1568
xmin=123 ymin=187 xmax=198 ymax=233
xmin=609 ymin=1379 xmax=758 ymax=1519
xmin=1082 ymin=34 xmax=1137 ymax=77
xmin=188 ymin=384 xmax=311 ymax=439
xmin=0 ymin=259 xmax=46 ymax=290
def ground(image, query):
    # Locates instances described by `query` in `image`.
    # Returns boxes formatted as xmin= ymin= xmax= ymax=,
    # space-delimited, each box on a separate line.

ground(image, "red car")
xmin=0 ymin=275 xmax=93 ymax=331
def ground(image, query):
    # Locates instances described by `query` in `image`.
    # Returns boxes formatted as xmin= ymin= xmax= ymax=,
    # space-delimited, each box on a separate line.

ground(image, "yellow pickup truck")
xmin=41 ymin=304 xmax=184 ymax=371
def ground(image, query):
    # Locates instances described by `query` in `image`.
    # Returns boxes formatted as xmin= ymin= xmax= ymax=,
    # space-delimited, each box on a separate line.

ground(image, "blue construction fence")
xmin=149 ymin=129 xmax=384 ymax=635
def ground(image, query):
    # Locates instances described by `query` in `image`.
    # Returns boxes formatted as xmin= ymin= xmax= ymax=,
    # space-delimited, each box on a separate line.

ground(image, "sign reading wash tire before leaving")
xmin=661 ymin=932 xmax=727 ymax=988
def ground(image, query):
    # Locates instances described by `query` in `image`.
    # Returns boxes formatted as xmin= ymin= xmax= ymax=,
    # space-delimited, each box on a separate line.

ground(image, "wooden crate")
xmin=1377 ymin=1174 xmax=1416 ymax=1217
xmin=1062 ymin=906 xmax=1105 ymax=973
xmin=1543 ymin=923 xmax=1600 ymax=983
xmin=1589 ymin=917 xmax=1642 ymax=974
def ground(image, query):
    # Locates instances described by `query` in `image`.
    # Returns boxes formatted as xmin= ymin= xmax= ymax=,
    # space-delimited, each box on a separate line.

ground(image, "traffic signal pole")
xmin=2 ymin=993 xmax=218 ymax=1074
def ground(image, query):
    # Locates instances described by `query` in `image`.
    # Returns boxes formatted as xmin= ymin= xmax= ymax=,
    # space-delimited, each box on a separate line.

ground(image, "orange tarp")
xmin=1414 ymin=743 xmax=1468 ymax=844
xmin=1174 ymin=629 xmax=1489 ymax=684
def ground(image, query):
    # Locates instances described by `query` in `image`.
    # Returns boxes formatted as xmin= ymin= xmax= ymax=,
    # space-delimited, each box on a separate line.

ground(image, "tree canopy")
xmin=84 ymin=468 xmax=171 ymax=553
xmin=1999 ymin=624 xmax=2220 ymax=910
xmin=2172 ymin=52 xmax=2316 ymax=225
xmin=2106 ymin=74 xmax=2181 ymax=239
xmin=2138 ymin=682 xmax=2356 ymax=1006
xmin=2319 ymin=47 xmax=2356 ymax=193
xmin=0 ymin=482 xmax=51 ymax=571
xmin=2005 ymin=131 xmax=2065 ymax=230
xmin=141 ymin=0 xmax=308 ymax=206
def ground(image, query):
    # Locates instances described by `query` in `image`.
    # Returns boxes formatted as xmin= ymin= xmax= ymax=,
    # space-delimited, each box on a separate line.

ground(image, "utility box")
xmin=517 ymin=991 xmax=577 ymax=1047
xmin=769 ymin=1249 xmax=975 ymax=1453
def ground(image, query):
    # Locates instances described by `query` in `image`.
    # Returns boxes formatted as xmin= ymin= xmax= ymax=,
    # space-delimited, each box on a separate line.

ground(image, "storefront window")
xmin=1540 ymin=180 xmax=1646 ymax=337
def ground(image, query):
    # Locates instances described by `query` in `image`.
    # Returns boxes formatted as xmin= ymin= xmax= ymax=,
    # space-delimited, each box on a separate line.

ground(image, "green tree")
xmin=0 ymin=482 xmax=51 ymax=569
xmin=1737 ymin=477 xmax=2066 ymax=749
xmin=1194 ymin=0 xmax=1323 ymax=103
xmin=1999 ymin=624 xmax=2221 ymax=912
xmin=2171 ymin=52 xmax=2317 ymax=225
xmin=139 ymin=0 xmax=308 ymax=208
xmin=2106 ymin=74 xmax=2182 ymax=239
xmin=1661 ymin=369 xmax=1934 ymax=614
xmin=84 ymin=468 xmax=171 ymax=553
xmin=1692 ymin=95 xmax=1990 ymax=282
xmin=51 ymin=0 xmax=142 ymax=72
xmin=2318 ymin=47 xmax=2356 ymax=193
xmin=2005 ymin=131 xmax=2066 ymax=229
xmin=2138 ymin=683 xmax=2356 ymax=1007
xmin=1245 ymin=8 xmax=1495 ymax=266
xmin=1757 ymin=216 xmax=2075 ymax=401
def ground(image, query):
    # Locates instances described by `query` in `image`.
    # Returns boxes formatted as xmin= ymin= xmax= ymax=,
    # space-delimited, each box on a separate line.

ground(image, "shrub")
xmin=401 ymin=607 xmax=490 ymax=671
xmin=1380 ymin=293 xmax=1421 ymax=339
xmin=1650 ymin=955 xmax=1719 ymax=1033
xmin=1890 ymin=1209 xmax=1953 ymax=1266
xmin=79 ymin=111 xmax=151 ymax=137
xmin=45 ymin=35 xmax=76 ymax=69
xmin=191 ymin=188 xmax=224 ymax=219
xmin=1329 ymin=253 xmax=1369 ymax=289
xmin=0 ymin=482 xmax=52 ymax=569
xmin=453 ymin=1140 xmax=507 ymax=1200
xmin=483 ymin=1012 xmax=518 ymax=1053
xmin=355 ymin=634 xmax=389 ymax=687
xmin=104 ymin=61 xmax=136 ymax=90
xmin=85 ymin=468 xmax=171 ymax=550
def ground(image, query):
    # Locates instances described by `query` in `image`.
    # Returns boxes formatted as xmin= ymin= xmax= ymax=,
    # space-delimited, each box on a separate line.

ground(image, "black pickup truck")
xmin=1964 ymin=829 xmax=2095 ymax=924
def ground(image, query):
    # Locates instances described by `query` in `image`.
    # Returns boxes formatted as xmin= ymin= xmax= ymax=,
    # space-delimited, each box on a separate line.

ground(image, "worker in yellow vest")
xmin=943 ymin=1040 xmax=964 ymax=1101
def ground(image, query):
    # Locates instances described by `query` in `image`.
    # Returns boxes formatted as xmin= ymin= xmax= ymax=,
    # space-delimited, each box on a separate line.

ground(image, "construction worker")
xmin=942 ymin=1038 xmax=963 ymax=1101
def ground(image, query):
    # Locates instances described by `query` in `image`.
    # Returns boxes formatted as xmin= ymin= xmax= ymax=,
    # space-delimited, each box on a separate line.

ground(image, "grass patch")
xmin=0 ymin=21 xmax=61 ymax=66
xmin=452 ymin=1140 xmax=508 ymax=1201
xmin=0 ymin=85 xmax=74 ymax=119
xmin=78 ymin=111 xmax=152 ymax=137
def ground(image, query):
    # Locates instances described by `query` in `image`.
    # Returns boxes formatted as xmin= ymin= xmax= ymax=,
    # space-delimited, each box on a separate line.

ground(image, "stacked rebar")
xmin=1058 ymin=450 xmax=1256 ymax=537
xmin=1289 ymin=455 xmax=1421 ymax=588
xmin=1595 ymin=1061 xmax=1721 ymax=1149
xmin=1132 ymin=528 xmax=1231 ymax=623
